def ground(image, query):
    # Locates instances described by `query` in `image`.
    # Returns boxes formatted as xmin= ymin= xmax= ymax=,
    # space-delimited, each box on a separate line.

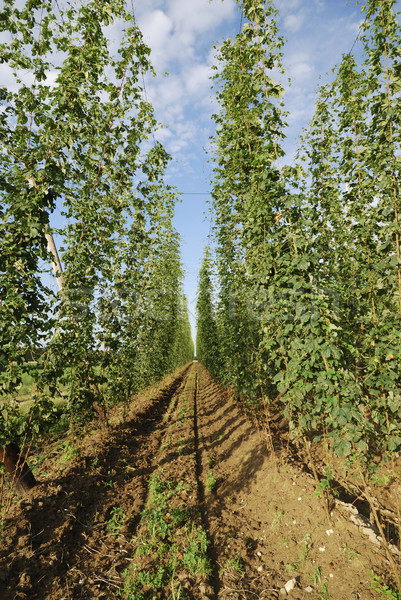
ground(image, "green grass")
xmin=107 ymin=506 xmax=126 ymax=536
xmin=227 ymin=554 xmax=245 ymax=574
xmin=206 ymin=470 xmax=217 ymax=492
xmin=122 ymin=473 xmax=211 ymax=599
xmin=370 ymin=572 xmax=401 ymax=599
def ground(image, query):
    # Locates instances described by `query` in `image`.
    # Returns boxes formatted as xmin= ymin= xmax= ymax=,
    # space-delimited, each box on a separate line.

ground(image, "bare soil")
xmin=0 ymin=362 xmax=399 ymax=600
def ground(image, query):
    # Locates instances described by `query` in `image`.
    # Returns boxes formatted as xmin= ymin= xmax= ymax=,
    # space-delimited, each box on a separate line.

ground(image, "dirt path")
xmin=0 ymin=363 xmax=398 ymax=599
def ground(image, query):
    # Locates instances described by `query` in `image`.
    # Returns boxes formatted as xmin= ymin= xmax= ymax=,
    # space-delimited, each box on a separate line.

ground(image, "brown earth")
xmin=0 ymin=362 xmax=400 ymax=600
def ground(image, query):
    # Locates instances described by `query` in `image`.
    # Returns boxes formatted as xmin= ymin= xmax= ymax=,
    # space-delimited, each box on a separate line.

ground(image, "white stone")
xmin=284 ymin=578 xmax=297 ymax=593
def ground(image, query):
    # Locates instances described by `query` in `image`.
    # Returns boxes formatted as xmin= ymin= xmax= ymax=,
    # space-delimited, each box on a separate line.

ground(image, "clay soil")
xmin=0 ymin=362 xmax=400 ymax=600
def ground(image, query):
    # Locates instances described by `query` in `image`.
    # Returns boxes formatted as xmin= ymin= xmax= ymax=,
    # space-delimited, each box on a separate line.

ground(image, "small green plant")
xmin=227 ymin=554 xmax=245 ymax=574
xmin=299 ymin=533 xmax=312 ymax=562
xmin=272 ymin=509 xmax=285 ymax=529
xmin=315 ymin=467 xmax=338 ymax=500
xmin=141 ymin=506 xmax=170 ymax=543
xmin=370 ymin=572 xmax=401 ymax=599
xmin=122 ymin=564 xmax=167 ymax=600
xmin=60 ymin=440 xmax=79 ymax=463
xmin=103 ymin=469 xmax=114 ymax=489
xmin=181 ymin=525 xmax=211 ymax=575
xmin=170 ymin=506 xmax=190 ymax=526
xmin=206 ymin=471 xmax=217 ymax=493
xmin=342 ymin=543 xmax=360 ymax=560
xmin=313 ymin=566 xmax=322 ymax=585
xmin=319 ymin=578 xmax=330 ymax=600
xmin=161 ymin=436 xmax=172 ymax=451
xmin=244 ymin=536 xmax=256 ymax=549
xmin=124 ymin=472 xmax=211 ymax=598
xmin=207 ymin=452 xmax=217 ymax=468
xmin=107 ymin=506 xmax=125 ymax=536
xmin=285 ymin=561 xmax=299 ymax=574
xmin=371 ymin=473 xmax=391 ymax=487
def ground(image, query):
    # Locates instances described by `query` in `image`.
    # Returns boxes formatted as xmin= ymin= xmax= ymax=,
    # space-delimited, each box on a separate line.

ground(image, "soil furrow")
xmin=193 ymin=368 xmax=221 ymax=598
xmin=0 ymin=364 xmax=192 ymax=599
xmin=1 ymin=362 xmax=399 ymax=600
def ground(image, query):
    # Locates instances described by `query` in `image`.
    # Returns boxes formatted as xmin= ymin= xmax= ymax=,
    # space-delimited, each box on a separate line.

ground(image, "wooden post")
xmin=0 ymin=443 xmax=37 ymax=496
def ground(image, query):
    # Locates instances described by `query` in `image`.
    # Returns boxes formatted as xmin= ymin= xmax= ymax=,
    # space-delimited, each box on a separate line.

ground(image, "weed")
xmin=227 ymin=495 xmax=234 ymax=504
xmin=285 ymin=561 xmax=299 ymax=574
xmin=141 ymin=505 xmax=170 ymax=542
xmin=271 ymin=509 xmax=285 ymax=529
xmin=30 ymin=450 xmax=48 ymax=472
xmin=208 ymin=452 xmax=217 ymax=468
xmin=313 ymin=566 xmax=322 ymax=585
xmin=342 ymin=543 xmax=360 ymax=560
xmin=299 ymin=533 xmax=312 ymax=562
xmin=370 ymin=572 xmax=401 ymax=599
xmin=161 ymin=436 xmax=172 ymax=451
xmin=244 ymin=536 xmax=256 ymax=549
xmin=170 ymin=576 xmax=184 ymax=600
xmin=103 ymin=469 xmax=114 ymax=489
xmin=279 ymin=537 xmax=287 ymax=547
xmin=227 ymin=554 xmax=245 ymax=574
xmin=319 ymin=578 xmax=330 ymax=600
xmin=60 ymin=440 xmax=79 ymax=463
xmin=107 ymin=506 xmax=125 ymax=536
xmin=371 ymin=473 xmax=391 ymax=487
xmin=170 ymin=506 xmax=191 ymax=526
xmin=315 ymin=467 xmax=339 ymax=500
xmin=121 ymin=564 xmax=167 ymax=600
xmin=181 ymin=524 xmax=211 ymax=575
xmin=149 ymin=472 xmax=185 ymax=502
xmin=125 ymin=472 xmax=211 ymax=598
xmin=206 ymin=471 xmax=217 ymax=493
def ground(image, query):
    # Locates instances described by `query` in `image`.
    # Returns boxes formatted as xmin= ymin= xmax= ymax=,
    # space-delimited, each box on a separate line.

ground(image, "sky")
xmin=132 ymin=0 xmax=371 ymax=338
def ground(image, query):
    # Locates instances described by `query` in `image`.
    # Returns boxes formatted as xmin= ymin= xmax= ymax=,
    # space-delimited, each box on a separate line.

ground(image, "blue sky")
xmin=134 ymin=0 xmax=372 ymax=338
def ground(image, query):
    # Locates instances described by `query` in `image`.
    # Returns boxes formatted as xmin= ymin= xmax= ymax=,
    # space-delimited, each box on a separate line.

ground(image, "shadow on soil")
xmin=0 ymin=366 xmax=191 ymax=600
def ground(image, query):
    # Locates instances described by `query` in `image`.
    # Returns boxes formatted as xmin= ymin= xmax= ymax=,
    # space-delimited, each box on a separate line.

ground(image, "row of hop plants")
xmin=197 ymin=0 xmax=401 ymax=585
xmin=0 ymin=0 xmax=194 ymax=495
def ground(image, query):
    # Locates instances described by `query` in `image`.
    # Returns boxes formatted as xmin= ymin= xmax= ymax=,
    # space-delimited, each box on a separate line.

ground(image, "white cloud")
xmin=168 ymin=0 xmax=236 ymax=35
xmin=139 ymin=9 xmax=174 ymax=71
xmin=287 ymin=51 xmax=314 ymax=82
xmin=277 ymin=0 xmax=302 ymax=11
xmin=346 ymin=18 xmax=365 ymax=36
xmin=185 ymin=64 xmax=212 ymax=96
xmin=284 ymin=12 xmax=305 ymax=33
